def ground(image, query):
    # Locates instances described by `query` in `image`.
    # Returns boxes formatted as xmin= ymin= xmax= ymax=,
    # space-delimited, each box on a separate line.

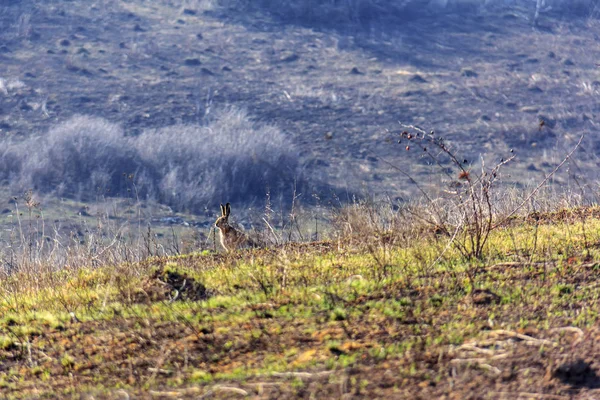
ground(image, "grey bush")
xmin=1 ymin=108 xmax=299 ymax=211
xmin=133 ymin=106 xmax=299 ymax=211
xmin=3 ymin=116 xmax=143 ymax=199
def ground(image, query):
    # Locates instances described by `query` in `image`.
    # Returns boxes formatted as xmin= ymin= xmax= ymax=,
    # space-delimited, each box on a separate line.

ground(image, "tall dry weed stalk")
xmin=389 ymin=124 xmax=583 ymax=262
xmin=333 ymin=122 xmax=585 ymax=293
xmin=395 ymin=124 xmax=514 ymax=260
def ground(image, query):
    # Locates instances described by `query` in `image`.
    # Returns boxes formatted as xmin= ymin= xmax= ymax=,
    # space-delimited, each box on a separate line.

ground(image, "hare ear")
xmin=220 ymin=203 xmax=226 ymax=216
xmin=225 ymin=203 xmax=231 ymax=217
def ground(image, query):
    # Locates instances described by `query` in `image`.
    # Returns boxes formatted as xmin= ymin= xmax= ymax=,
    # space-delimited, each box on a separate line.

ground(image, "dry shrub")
xmin=332 ymin=199 xmax=423 ymax=248
xmin=1 ymin=116 xmax=143 ymax=199
xmin=0 ymin=107 xmax=300 ymax=212
xmin=134 ymin=106 xmax=300 ymax=211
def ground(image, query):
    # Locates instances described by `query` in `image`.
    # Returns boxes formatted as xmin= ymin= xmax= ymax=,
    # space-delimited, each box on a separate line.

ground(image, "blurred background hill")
xmin=0 ymin=0 xmax=599 ymax=217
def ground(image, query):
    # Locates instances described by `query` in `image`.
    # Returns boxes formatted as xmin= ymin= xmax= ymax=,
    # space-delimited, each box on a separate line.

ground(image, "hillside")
xmin=2 ymin=206 xmax=600 ymax=398
xmin=1 ymin=0 xmax=599 ymax=208
xmin=3 ymin=1 xmax=600 ymax=398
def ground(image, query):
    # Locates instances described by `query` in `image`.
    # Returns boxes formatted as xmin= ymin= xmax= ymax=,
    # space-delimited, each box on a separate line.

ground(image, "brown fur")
xmin=215 ymin=203 xmax=252 ymax=251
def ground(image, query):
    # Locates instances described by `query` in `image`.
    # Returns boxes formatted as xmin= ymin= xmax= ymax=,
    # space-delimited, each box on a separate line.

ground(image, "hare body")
xmin=215 ymin=203 xmax=253 ymax=251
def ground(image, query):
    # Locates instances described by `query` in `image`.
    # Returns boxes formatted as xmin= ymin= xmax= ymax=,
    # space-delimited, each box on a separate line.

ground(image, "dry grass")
xmin=2 ymin=197 xmax=600 ymax=398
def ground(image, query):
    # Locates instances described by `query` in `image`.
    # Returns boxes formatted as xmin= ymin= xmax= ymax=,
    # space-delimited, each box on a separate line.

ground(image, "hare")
xmin=215 ymin=203 xmax=254 ymax=251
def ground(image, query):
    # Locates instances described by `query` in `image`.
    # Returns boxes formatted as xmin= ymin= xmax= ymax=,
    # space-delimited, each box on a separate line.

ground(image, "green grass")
xmin=0 ymin=211 xmax=600 ymax=397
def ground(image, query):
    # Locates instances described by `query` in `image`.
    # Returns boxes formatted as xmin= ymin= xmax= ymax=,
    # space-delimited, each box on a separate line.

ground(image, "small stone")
xmin=519 ymin=106 xmax=539 ymax=113
xmin=280 ymin=53 xmax=299 ymax=63
xmin=184 ymin=58 xmax=202 ymax=66
xmin=19 ymin=101 xmax=33 ymax=111
xmin=537 ymin=115 xmax=556 ymax=128
xmin=471 ymin=289 xmax=501 ymax=305
xmin=460 ymin=68 xmax=478 ymax=77
xmin=410 ymin=74 xmax=427 ymax=83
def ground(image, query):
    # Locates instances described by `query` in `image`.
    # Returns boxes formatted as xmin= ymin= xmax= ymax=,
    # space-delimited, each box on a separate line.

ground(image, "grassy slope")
xmin=2 ymin=210 xmax=600 ymax=398
xmin=3 ymin=2 xmax=600 ymax=398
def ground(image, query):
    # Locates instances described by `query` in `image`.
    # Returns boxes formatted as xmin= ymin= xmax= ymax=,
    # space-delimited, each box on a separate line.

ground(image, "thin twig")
xmin=550 ymin=326 xmax=585 ymax=345
xmin=147 ymin=367 xmax=173 ymax=375
xmin=490 ymin=392 xmax=569 ymax=400
xmin=488 ymin=329 xmax=556 ymax=346
xmin=450 ymin=353 xmax=509 ymax=364
xmin=477 ymin=363 xmax=502 ymax=375
xmin=427 ymin=214 xmax=464 ymax=270
xmin=149 ymin=390 xmax=180 ymax=398
xmin=494 ymin=134 xmax=584 ymax=229
xmin=260 ymin=370 xmax=336 ymax=379
xmin=262 ymin=217 xmax=281 ymax=245
xmin=457 ymin=343 xmax=498 ymax=356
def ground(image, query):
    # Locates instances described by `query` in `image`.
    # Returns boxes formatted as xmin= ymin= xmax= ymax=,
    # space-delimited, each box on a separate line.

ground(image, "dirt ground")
xmin=2 ymin=248 xmax=600 ymax=399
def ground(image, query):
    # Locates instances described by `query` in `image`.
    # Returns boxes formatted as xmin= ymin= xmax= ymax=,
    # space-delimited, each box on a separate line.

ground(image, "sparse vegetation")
xmin=1 ymin=201 xmax=600 ymax=398
xmin=231 ymin=0 xmax=600 ymax=27
xmin=2 ymin=0 xmax=600 ymax=398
